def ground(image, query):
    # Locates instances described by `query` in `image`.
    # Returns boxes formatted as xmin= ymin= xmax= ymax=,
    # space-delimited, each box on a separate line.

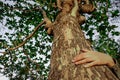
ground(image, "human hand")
xmin=72 ymin=49 xmax=115 ymax=68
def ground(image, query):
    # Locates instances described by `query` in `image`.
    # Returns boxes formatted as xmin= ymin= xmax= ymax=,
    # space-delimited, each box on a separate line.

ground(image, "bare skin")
xmin=72 ymin=49 xmax=115 ymax=68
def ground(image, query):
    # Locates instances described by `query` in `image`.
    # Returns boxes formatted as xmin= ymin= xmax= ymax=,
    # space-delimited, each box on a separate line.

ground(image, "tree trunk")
xmin=48 ymin=14 xmax=119 ymax=80
xmin=47 ymin=0 xmax=119 ymax=79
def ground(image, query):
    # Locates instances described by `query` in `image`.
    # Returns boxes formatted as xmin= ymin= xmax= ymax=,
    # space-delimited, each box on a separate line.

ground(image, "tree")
xmin=47 ymin=0 xmax=119 ymax=79
xmin=0 ymin=0 xmax=119 ymax=80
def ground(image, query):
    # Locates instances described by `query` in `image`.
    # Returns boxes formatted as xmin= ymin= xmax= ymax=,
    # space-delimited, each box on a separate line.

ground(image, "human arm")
xmin=72 ymin=49 xmax=120 ymax=79
xmin=72 ymin=49 xmax=115 ymax=67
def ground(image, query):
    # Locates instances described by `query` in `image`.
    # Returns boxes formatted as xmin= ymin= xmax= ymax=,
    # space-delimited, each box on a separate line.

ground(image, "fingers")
xmin=72 ymin=49 xmax=90 ymax=62
xmin=72 ymin=53 xmax=85 ymax=62
xmin=73 ymin=58 xmax=98 ymax=68
xmin=84 ymin=61 xmax=97 ymax=68
xmin=72 ymin=50 xmax=108 ymax=68
xmin=74 ymin=58 xmax=92 ymax=65
xmin=80 ymin=49 xmax=89 ymax=52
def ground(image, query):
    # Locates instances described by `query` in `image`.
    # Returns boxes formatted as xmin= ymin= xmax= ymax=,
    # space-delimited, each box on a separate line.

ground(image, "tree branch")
xmin=9 ymin=21 xmax=45 ymax=50
xmin=71 ymin=0 xmax=79 ymax=17
xmin=0 ymin=6 xmax=51 ymax=54
xmin=38 ymin=7 xmax=47 ymax=18
xmin=0 ymin=21 xmax=45 ymax=54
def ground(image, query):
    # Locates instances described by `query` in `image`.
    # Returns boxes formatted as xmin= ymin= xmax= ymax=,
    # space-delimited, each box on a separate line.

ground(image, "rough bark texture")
xmin=48 ymin=14 xmax=119 ymax=80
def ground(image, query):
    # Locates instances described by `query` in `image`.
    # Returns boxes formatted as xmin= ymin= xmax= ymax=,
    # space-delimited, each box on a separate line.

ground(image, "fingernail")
xmin=75 ymin=62 xmax=78 ymax=65
xmin=72 ymin=60 xmax=75 ymax=62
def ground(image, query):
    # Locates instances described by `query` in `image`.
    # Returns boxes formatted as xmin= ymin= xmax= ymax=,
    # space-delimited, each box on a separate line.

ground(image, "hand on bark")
xmin=72 ymin=49 xmax=115 ymax=68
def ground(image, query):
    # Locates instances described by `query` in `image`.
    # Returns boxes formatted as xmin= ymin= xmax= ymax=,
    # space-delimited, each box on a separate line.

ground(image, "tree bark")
xmin=47 ymin=0 xmax=119 ymax=79
xmin=48 ymin=14 xmax=119 ymax=80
